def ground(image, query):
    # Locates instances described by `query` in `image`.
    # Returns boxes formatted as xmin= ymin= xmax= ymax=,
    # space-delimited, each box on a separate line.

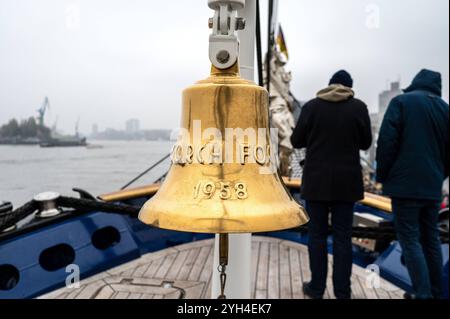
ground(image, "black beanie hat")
xmin=329 ymin=70 xmax=354 ymax=88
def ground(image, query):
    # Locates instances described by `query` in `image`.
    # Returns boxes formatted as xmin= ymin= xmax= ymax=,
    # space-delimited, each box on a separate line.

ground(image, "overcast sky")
xmin=0 ymin=0 xmax=448 ymax=134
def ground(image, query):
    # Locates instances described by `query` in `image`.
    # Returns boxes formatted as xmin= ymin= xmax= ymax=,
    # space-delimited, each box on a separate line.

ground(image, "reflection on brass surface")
xmin=100 ymin=184 xmax=161 ymax=202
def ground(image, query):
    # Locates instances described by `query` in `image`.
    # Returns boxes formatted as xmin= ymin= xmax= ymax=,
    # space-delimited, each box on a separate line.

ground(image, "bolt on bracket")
xmin=208 ymin=0 xmax=246 ymax=69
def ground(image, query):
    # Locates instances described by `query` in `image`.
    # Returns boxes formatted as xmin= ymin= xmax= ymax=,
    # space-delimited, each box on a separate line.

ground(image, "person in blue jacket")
xmin=376 ymin=69 xmax=449 ymax=299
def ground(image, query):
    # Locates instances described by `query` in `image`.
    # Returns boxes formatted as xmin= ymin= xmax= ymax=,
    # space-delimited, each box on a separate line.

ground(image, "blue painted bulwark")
xmin=375 ymin=242 xmax=449 ymax=298
xmin=444 ymin=262 xmax=449 ymax=299
xmin=0 ymin=211 xmax=213 ymax=299
xmin=0 ymin=213 xmax=141 ymax=299
xmin=0 ymin=205 xmax=447 ymax=299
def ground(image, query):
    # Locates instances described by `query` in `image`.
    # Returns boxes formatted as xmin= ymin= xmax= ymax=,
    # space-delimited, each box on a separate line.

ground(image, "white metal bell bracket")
xmin=208 ymin=0 xmax=246 ymax=69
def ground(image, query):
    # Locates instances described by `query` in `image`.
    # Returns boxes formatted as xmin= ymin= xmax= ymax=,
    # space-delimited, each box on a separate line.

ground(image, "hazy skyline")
xmin=0 ymin=0 xmax=449 ymax=134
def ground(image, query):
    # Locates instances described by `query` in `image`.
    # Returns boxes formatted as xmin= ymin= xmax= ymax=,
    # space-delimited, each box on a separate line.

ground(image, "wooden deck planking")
xmin=115 ymin=292 xmax=130 ymax=299
xmin=351 ymin=277 xmax=366 ymax=299
xmin=279 ymin=244 xmax=292 ymax=299
xmin=203 ymin=280 xmax=213 ymax=300
xmin=132 ymin=263 xmax=151 ymax=278
xmin=40 ymin=237 xmax=404 ymax=300
xmin=255 ymin=241 xmax=270 ymax=299
xmin=325 ymin=276 xmax=334 ymax=299
xmin=289 ymin=247 xmax=304 ymax=299
xmin=250 ymin=241 xmax=260 ymax=298
xmin=374 ymin=285 xmax=392 ymax=300
xmin=143 ymin=257 xmax=165 ymax=278
xmin=267 ymin=242 xmax=280 ymax=299
xmin=120 ymin=268 xmax=134 ymax=277
xmin=95 ymin=285 xmax=115 ymax=299
xmin=165 ymin=250 xmax=190 ymax=281
xmin=189 ymin=246 xmax=211 ymax=282
xmin=155 ymin=252 xmax=179 ymax=279
xmin=357 ymin=276 xmax=378 ymax=299
xmin=199 ymin=248 xmax=214 ymax=298
xmin=177 ymin=248 xmax=201 ymax=281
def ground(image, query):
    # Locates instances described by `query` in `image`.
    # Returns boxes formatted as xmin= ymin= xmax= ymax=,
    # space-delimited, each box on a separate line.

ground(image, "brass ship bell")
xmin=139 ymin=62 xmax=308 ymax=299
xmin=139 ymin=62 xmax=309 ymax=234
xmin=139 ymin=0 xmax=307 ymax=299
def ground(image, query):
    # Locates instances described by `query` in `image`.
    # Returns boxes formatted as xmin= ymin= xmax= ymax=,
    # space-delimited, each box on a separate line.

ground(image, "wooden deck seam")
xmin=199 ymin=247 xmax=214 ymax=298
xmin=198 ymin=246 xmax=212 ymax=276
xmin=186 ymin=248 xmax=202 ymax=281
xmin=280 ymin=243 xmax=293 ymax=299
xmin=252 ymin=241 xmax=261 ymax=299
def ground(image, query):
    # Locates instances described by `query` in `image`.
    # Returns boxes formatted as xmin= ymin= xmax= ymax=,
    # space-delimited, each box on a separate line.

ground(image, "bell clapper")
xmin=217 ymin=234 xmax=229 ymax=299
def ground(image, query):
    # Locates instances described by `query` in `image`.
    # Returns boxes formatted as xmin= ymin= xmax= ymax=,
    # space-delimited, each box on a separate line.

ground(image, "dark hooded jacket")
xmin=376 ymin=69 xmax=449 ymax=201
xmin=291 ymin=85 xmax=373 ymax=202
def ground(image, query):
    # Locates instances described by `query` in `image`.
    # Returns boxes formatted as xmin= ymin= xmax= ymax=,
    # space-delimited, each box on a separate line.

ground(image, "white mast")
xmin=210 ymin=0 xmax=256 ymax=299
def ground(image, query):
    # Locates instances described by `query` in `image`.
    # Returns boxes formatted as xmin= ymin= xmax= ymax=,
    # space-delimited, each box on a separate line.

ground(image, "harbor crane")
xmin=37 ymin=97 xmax=50 ymax=127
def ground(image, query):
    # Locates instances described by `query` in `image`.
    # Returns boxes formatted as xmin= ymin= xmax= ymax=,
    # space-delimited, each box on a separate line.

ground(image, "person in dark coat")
xmin=291 ymin=70 xmax=372 ymax=299
xmin=376 ymin=69 xmax=449 ymax=299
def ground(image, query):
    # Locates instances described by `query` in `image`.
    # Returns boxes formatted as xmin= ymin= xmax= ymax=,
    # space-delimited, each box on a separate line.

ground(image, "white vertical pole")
xmin=211 ymin=0 xmax=256 ymax=300
xmin=238 ymin=0 xmax=257 ymax=81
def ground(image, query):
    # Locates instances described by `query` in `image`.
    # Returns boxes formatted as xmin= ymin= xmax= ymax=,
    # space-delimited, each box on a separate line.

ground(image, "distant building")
xmin=377 ymin=82 xmax=402 ymax=128
xmin=92 ymin=124 xmax=99 ymax=137
xmin=369 ymin=81 xmax=403 ymax=164
xmin=126 ymin=119 xmax=140 ymax=135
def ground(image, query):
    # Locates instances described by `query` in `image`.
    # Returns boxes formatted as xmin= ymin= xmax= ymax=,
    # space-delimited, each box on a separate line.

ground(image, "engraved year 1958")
xmin=194 ymin=181 xmax=248 ymax=200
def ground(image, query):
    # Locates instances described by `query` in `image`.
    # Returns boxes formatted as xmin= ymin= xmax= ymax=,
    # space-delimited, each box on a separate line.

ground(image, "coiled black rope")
xmin=0 ymin=198 xmax=141 ymax=233
xmin=1 ymin=196 xmax=449 ymax=244
xmin=0 ymin=201 xmax=38 ymax=232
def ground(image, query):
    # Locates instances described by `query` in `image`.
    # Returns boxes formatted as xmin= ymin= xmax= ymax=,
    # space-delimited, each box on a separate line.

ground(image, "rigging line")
xmin=266 ymin=0 xmax=274 ymax=94
xmin=256 ymin=0 xmax=264 ymax=87
xmin=121 ymin=154 xmax=171 ymax=190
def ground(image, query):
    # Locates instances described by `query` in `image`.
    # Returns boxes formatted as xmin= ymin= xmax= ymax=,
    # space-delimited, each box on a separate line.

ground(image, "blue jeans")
xmin=306 ymin=201 xmax=355 ymax=299
xmin=392 ymin=198 xmax=444 ymax=299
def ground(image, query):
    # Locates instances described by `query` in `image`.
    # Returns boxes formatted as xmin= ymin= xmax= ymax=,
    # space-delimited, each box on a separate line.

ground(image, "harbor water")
xmin=1 ymin=140 xmax=448 ymax=207
xmin=0 ymin=141 xmax=172 ymax=207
